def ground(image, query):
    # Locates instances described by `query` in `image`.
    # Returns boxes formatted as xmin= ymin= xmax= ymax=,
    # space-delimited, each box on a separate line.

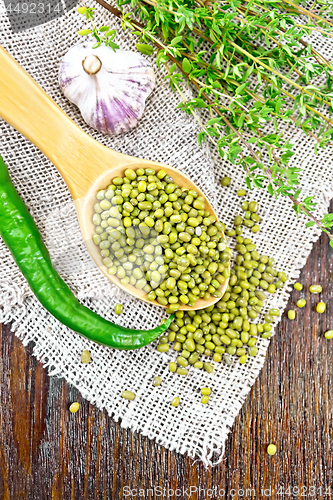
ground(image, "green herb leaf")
xmin=76 ymin=6 xmax=87 ymax=14
xmin=109 ymin=41 xmax=119 ymax=51
xmin=245 ymin=176 xmax=252 ymax=190
xmin=182 ymin=58 xmax=192 ymax=73
xmin=171 ymin=36 xmax=182 ymax=46
xmin=85 ymin=0 xmax=333 ymax=239
xmin=136 ymin=43 xmax=154 ymax=55
xmin=105 ymin=30 xmax=116 ymax=38
xmin=77 ymin=29 xmax=92 ymax=36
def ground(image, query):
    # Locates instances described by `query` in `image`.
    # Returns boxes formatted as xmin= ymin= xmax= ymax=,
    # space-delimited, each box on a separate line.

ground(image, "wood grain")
xmin=1 ymin=206 xmax=333 ymax=499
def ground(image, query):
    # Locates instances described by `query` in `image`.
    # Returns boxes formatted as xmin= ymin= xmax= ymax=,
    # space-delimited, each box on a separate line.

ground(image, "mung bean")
xmin=309 ymin=285 xmax=322 ymax=294
xmin=317 ymin=302 xmax=326 ymax=313
xmin=152 ymin=376 xmax=161 ymax=386
xmin=157 ymin=344 xmax=169 ymax=353
xmin=176 ymin=367 xmax=188 ymax=376
xmin=114 ymin=304 xmax=123 ymax=315
xmin=288 ymin=310 xmax=296 ymax=320
xmin=169 ymin=362 xmax=177 ymax=372
xmin=81 ymin=350 xmax=91 ymax=364
xmin=221 ymin=176 xmax=231 ymax=186
xmin=267 ymin=444 xmax=277 ymax=456
xmin=203 ymin=362 xmax=214 ymax=373
xmin=69 ymin=402 xmax=80 ymax=413
xmin=122 ymin=391 xmax=136 ymax=400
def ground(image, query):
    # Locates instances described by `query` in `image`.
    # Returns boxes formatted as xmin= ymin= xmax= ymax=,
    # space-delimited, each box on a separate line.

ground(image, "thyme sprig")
xmin=77 ymin=0 xmax=333 ymax=245
xmin=77 ymin=1 xmax=119 ymax=49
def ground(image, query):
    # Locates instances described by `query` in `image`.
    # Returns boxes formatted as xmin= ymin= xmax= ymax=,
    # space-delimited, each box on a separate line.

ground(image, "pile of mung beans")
xmin=82 ymin=183 xmax=330 ymax=412
xmin=93 ymin=171 xmax=289 ymax=369
xmin=92 ymin=168 xmax=231 ymax=310
xmin=158 ymin=248 xmax=285 ymax=370
xmin=157 ymin=195 xmax=289 ymax=369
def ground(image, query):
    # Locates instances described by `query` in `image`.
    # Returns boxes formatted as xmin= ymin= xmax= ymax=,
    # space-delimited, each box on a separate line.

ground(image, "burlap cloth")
xmin=0 ymin=0 xmax=332 ymax=466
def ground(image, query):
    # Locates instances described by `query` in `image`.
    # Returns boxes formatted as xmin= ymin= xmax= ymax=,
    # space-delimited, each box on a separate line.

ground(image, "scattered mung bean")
xmin=309 ymin=285 xmax=322 ymax=294
xmin=261 ymin=331 xmax=271 ymax=339
xmin=221 ymin=176 xmax=231 ymax=186
xmin=153 ymin=376 xmax=161 ymax=386
xmin=81 ymin=350 xmax=91 ymax=364
xmin=177 ymin=367 xmax=188 ymax=376
xmin=169 ymin=362 xmax=177 ymax=372
xmin=317 ymin=302 xmax=326 ymax=313
xmin=224 ymin=353 xmax=233 ymax=365
xmin=157 ymin=343 xmax=169 ymax=353
xmin=122 ymin=390 xmax=136 ymax=400
xmin=69 ymin=402 xmax=80 ymax=413
xmin=267 ymin=444 xmax=277 ymax=456
xmin=204 ymin=362 xmax=214 ymax=373
xmin=288 ymin=310 xmax=296 ymax=320
xmin=248 ymin=201 xmax=258 ymax=212
xmin=115 ymin=303 xmax=123 ymax=315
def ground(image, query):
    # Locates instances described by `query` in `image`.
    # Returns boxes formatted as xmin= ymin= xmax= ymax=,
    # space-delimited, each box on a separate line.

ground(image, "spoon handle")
xmin=0 ymin=46 xmax=129 ymax=200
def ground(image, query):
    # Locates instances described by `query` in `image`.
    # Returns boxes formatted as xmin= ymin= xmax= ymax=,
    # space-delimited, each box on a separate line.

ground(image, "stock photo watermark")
xmin=122 ymin=485 xmax=333 ymax=498
xmin=3 ymin=0 xmax=78 ymax=32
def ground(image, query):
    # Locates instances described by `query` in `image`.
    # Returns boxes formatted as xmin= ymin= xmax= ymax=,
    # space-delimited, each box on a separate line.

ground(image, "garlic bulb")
xmin=59 ymin=42 xmax=156 ymax=135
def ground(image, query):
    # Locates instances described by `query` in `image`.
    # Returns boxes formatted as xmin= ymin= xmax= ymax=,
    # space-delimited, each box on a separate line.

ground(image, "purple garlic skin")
xmin=59 ymin=42 xmax=156 ymax=135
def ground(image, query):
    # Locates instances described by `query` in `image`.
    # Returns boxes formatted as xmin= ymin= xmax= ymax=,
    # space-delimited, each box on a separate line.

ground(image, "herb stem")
xmin=91 ymin=0 xmax=333 ymax=242
xmin=81 ymin=0 xmax=98 ymax=31
xmin=280 ymin=0 xmax=333 ymax=28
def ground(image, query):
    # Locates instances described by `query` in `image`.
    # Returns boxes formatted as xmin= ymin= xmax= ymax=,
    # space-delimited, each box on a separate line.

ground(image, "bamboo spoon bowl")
xmin=0 ymin=46 xmax=229 ymax=310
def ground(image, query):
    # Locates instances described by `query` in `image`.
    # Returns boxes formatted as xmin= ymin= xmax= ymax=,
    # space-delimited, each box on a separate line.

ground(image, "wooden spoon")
xmin=0 ymin=46 xmax=229 ymax=310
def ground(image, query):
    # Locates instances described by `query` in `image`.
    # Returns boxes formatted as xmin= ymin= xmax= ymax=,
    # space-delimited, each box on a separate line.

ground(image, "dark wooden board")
xmin=1 ymin=206 xmax=333 ymax=499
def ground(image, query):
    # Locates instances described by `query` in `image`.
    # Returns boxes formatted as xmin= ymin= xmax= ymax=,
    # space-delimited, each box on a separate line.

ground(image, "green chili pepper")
xmin=0 ymin=156 xmax=173 ymax=349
